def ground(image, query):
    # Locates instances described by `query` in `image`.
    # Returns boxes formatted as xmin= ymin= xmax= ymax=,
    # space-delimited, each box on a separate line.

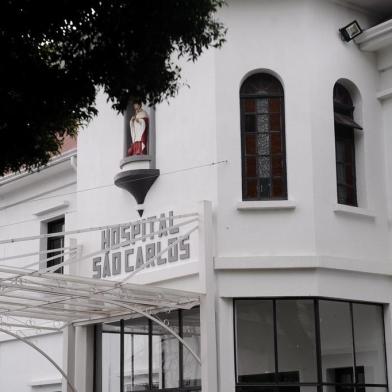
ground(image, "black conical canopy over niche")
xmin=114 ymin=169 xmax=160 ymax=208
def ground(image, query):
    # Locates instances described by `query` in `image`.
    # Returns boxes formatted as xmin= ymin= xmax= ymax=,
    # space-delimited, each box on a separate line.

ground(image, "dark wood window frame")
xmin=240 ymin=73 xmax=288 ymax=201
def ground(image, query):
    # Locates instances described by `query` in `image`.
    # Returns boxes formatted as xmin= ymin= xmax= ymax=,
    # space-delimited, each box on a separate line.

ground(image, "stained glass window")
xmin=240 ymin=73 xmax=287 ymax=200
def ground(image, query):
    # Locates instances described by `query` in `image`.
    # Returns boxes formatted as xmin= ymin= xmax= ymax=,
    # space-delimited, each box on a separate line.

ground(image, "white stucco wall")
xmin=0 ymin=332 xmax=62 ymax=392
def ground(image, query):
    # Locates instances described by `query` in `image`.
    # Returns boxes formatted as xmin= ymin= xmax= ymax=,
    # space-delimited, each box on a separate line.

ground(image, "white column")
xmin=62 ymin=325 xmax=76 ymax=392
xmin=198 ymin=200 xmax=219 ymax=392
xmin=74 ymin=326 xmax=95 ymax=392
xmin=217 ymin=298 xmax=236 ymax=392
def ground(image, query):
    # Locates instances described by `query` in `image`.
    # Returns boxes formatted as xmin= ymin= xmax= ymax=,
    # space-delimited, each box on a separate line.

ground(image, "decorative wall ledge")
xmin=120 ymin=155 xmax=152 ymax=169
xmin=377 ymin=88 xmax=392 ymax=101
xmin=333 ymin=203 xmax=376 ymax=219
xmin=33 ymin=201 xmax=70 ymax=217
xmin=237 ymin=200 xmax=296 ymax=211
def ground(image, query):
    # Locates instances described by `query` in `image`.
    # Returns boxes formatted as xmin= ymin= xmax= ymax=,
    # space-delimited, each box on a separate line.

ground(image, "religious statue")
xmin=128 ymin=101 xmax=149 ymax=156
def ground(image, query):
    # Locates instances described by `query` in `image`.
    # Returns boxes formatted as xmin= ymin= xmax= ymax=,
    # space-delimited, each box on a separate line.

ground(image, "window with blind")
xmin=333 ymin=83 xmax=362 ymax=207
xmin=240 ymin=73 xmax=287 ymax=201
xmin=46 ymin=218 xmax=65 ymax=274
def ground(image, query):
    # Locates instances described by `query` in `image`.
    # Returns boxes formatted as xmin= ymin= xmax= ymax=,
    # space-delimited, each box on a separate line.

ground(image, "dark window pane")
xmin=246 ymin=157 xmax=257 ymax=177
xmin=240 ymin=73 xmax=284 ymax=96
xmin=182 ymin=307 xmax=201 ymax=387
xmin=324 ymin=385 xmax=355 ymax=392
xmin=336 ymin=141 xmax=345 ymax=162
xmin=269 ymin=98 xmax=281 ymax=113
xmin=245 ymin=115 xmax=257 ymax=132
xmin=319 ymin=301 xmax=354 ymax=383
xmin=246 ymin=134 xmax=257 ymax=155
xmin=272 ymin=178 xmax=285 ymax=198
xmin=271 ymin=133 xmax=282 ymax=154
xmin=236 ymin=387 xmax=276 ymax=392
xmin=336 ymin=163 xmax=346 ymax=184
xmin=246 ymin=179 xmax=258 ymax=199
xmin=353 ymin=304 xmax=387 ymax=384
xmin=346 ymin=186 xmax=356 ymax=207
xmin=356 ymin=388 xmax=388 ymax=392
xmin=276 ymin=300 xmax=318 ymax=383
xmin=337 ymin=185 xmax=348 ymax=204
xmin=244 ymin=99 xmax=256 ymax=113
xmin=235 ymin=300 xmax=275 ymax=383
xmin=279 ymin=387 xmax=318 ymax=392
xmin=345 ymin=164 xmax=354 ymax=185
xmin=260 ymin=178 xmax=271 ymax=198
xmin=334 ymin=83 xmax=354 ymax=107
xmin=271 ymin=156 xmax=283 ymax=177
xmin=270 ymin=114 xmax=281 ymax=132
xmin=345 ymin=142 xmax=354 ymax=162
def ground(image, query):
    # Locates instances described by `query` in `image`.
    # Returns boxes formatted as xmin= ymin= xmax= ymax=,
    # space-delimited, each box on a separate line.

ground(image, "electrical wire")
xmin=0 ymin=160 xmax=228 ymax=229
xmin=31 ymin=159 xmax=228 ymax=202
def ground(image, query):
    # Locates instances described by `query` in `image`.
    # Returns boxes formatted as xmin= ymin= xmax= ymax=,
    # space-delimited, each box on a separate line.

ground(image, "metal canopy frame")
xmin=0 ymin=212 xmax=201 ymax=391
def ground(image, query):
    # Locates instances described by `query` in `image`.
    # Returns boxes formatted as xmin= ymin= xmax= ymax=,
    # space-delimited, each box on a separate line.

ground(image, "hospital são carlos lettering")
xmin=92 ymin=211 xmax=191 ymax=279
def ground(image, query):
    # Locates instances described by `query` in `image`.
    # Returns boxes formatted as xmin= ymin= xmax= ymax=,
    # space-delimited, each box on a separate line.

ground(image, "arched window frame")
xmin=333 ymin=82 xmax=363 ymax=207
xmin=240 ymin=73 xmax=288 ymax=201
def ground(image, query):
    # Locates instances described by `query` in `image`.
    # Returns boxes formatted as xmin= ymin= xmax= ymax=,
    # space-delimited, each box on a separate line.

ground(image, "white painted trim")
xmin=214 ymin=255 xmax=392 ymax=276
xmin=30 ymin=378 xmax=62 ymax=387
xmin=377 ymin=88 xmax=392 ymax=101
xmin=215 ymin=255 xmax=317 ymax=270
xmin=333 ymin=203 xmax=376 ymax=218
xmin=356 ymin=19 xmax=392 ymax=52
xmin=33 ymin=201 xmax=70 ymax=217
xmin=237 ymin=200 xmax=296 ymax=211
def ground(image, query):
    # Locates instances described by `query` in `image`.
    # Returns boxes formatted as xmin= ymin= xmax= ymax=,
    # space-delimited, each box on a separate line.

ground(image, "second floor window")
xmin=47 ymin=218 xmax=65 ymax=274
xmin=240 ymin=73 xmax=287 ymax=201
xmin=333 ymin=83 xmax=362 ymax=207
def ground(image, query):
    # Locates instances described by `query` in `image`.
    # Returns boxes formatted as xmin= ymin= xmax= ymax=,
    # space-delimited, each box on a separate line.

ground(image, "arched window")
xmin=333 ymin=83 xmax=362 ymax=206
xmin=240 ymin=73 xmax=287 ymax=200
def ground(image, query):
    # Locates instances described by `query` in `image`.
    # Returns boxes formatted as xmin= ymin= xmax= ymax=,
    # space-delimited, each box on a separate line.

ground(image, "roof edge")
xmin=0 ymin=148 xmax=77 ymax=188
xmin=356 ymin=18 xmax=392 ymax=51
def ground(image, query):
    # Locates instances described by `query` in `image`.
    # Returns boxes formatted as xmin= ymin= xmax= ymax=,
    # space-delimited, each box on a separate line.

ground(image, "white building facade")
xmin=0 ymin=1 xmax=392 ymax=391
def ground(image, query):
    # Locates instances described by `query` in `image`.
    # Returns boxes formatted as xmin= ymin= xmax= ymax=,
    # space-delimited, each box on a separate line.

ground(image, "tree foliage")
xmin=0 ymin=0 xmax=225 ymax=175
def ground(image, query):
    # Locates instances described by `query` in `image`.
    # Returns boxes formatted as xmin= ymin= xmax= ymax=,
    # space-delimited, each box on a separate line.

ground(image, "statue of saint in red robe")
xmin=128 ymin=102 xmax=148 ymax=156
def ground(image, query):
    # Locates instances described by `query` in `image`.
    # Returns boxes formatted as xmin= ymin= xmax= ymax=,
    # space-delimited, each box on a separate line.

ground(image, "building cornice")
xmin=356 ymin=18 xmax=392 ymax=51
xmin=0 ymin=148 xmax=77 ymax=188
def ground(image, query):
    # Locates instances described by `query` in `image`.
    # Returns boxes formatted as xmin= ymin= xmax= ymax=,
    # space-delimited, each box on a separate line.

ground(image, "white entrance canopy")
xmin=0 ymin=266 xmax=200 ymax=330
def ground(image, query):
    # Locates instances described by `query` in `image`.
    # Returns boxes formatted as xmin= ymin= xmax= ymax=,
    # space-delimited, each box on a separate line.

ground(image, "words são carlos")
xmin=92 ymin=211 xmax=191 ymax=278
